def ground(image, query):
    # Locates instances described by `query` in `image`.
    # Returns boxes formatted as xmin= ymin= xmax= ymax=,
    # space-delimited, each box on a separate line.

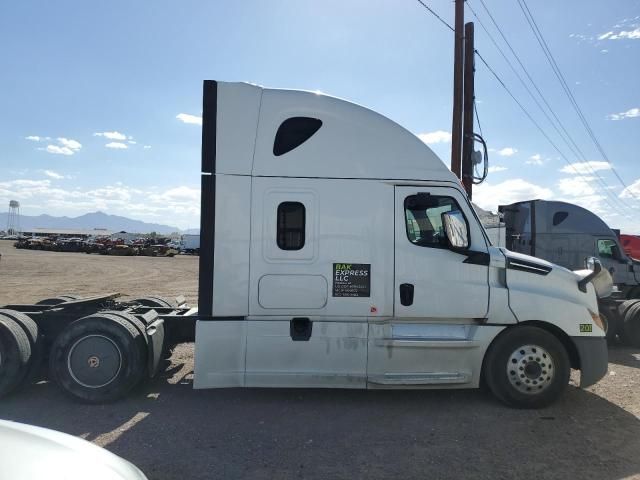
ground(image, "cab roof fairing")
xmin=214 ymin=81 xmax=456 ymax=183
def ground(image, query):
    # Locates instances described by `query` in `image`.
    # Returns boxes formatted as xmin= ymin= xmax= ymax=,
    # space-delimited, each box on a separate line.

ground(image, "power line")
xmin=411 ymin=0 xmax=636 ymax=217
xmin=414 ymin=0 xmax=454 ymax=32
xmin=474 ymin=100 xmax=484 ymax=138
xmin=469 ymin=0 xmax=635 ymax=215
xmin=516 ymin=0 xmax=638 ymax=202
xmin=474 ymin=50 xmax=635 ymax=220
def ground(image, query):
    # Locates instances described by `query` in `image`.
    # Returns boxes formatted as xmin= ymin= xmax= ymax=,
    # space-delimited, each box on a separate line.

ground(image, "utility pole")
xmin=461 ymin=21 xmax=475 ymax=198
xmin=450 ymin=0 xmax=465 ymax=179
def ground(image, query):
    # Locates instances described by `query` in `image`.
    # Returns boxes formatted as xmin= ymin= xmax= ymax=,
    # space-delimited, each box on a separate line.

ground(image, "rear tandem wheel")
xmin=49 ymin=313 xmax=147 ymax=403
xmin=35 ymin=295 xmax=80 ymax=306
xmin=0 ymin=314 xmax=32 ymax=398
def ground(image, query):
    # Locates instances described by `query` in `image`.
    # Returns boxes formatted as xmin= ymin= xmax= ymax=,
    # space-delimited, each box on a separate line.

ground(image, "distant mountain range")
xmin=0 ymin=211 xmax=199 ymax=235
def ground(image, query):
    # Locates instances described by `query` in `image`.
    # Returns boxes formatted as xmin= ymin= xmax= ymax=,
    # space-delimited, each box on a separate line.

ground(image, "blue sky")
xmin=1 ymin=0 xmax=638 ymax=231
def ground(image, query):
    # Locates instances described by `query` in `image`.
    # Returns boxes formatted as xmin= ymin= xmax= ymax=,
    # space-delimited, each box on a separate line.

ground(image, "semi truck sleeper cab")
xmin=192 ymin=81 xmax=609 ymax=408
xmin=0 ymin=81 xmax=610 ymax=408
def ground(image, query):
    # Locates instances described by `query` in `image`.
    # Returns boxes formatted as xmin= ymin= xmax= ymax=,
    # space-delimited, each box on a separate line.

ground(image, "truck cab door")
xmin=367 ymin=186 xmax=494 ymax=388
xmin=393 ymin=186 xmax=489 ymax=319
xmin=597 ymin=238 xmax=633 ymax=285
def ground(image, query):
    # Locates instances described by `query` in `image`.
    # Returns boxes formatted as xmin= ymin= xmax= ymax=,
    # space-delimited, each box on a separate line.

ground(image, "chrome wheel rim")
xmin=507 ymin=344 xmax=555 ymax=395
xmin=67 ymin=335 xmax=122 ymax=388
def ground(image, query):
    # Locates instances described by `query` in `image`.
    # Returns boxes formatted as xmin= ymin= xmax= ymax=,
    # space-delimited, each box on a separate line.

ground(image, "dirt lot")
xmin=1 ymin=239 xmax=640 ymax=479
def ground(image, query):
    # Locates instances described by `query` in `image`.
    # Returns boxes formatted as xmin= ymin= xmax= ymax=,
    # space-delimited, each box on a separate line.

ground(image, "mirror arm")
xmin=578 ymin=259 xmax=602 ymax=293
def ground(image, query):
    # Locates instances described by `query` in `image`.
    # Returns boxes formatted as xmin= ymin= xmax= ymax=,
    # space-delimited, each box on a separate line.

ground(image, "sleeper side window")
xmin=404 ymin=195 xmax=464 ymax=248
xmin=273 ymin=117 xmax=323 ymax=156
xmin=277 ymin=202 xmax=305 ymax=250
xmin=552 ymin=211 xmax=569 ymax=226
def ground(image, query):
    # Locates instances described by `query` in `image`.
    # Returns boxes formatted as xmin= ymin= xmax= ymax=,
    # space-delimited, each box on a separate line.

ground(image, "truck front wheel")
xmin=484 ymin=326 xmax=570 ymax=408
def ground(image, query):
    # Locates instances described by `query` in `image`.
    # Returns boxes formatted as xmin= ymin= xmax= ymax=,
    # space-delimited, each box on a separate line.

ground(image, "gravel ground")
xmin=1 ymin=240 xmax=639 ymax=479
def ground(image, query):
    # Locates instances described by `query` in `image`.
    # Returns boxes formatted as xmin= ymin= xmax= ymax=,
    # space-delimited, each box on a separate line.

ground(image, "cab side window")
xmin=597 ymin=239 xmax=616 ymax=258
xmin=404 ymin=195 xmax=463 ymax=248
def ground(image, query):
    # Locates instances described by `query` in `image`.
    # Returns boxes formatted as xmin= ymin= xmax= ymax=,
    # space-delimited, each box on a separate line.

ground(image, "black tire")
xmin=618 ymin=299 xmax=639 ymax=319
xmin=35 ymin=295 xmax=79 ymax=306
xmin=132 ymin=296 xmax=174 ymax=308
xmin=0 ymin=315 xmax=31 ymax=398
xmin=49 ymin=313 xmax=147 ymax=403
xmin=104 ymin=311 xmax=148 ymax=342
xmin=0 ymin=310 xmax=42 ymax=383
xmin=599 ymin=310 xmax=617 ymax=342
xmin=621 ymin=302 xmax=640 ymax=348
xmin=626 ymin=286 xmax=640 ymax=300
xmin=484 ymin=326 xmax=570 ymax=409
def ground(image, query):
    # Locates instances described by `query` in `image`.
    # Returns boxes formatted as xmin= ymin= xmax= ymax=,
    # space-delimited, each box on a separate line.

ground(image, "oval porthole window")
xmin=552 ymin=211 xmax=569 ymax=226
xmin=273 ymin=117 xmax=322 ymax=156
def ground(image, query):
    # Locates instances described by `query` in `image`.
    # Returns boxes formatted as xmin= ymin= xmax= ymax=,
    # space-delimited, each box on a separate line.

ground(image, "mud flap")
xmin=146 ymin=319 xmax=165 ymax=378
xmin=572 ymin=336 xmax=608 ymax=388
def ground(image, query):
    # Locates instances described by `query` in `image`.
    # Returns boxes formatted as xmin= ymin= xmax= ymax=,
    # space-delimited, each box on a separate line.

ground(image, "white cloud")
xmin=559 ymin=161 xmax=613 ymax=174
xmin=45 ymin=145 xmax=75 ymax=156
xmin=25 ymin=135 xmax=42 ymax=142
xmin=94 ymin=131 xmax=127 ymax=140
xmin=128 ymin=140 xmax=137 ymax=144
xmin=496 ymin=147 xmax=518 ymax=157
xmin=417 ymin=130 xmax=452 ymax=144
xmin=620 ymin=178 xmax=640 ymax=199
xmin=105 ymin=142 xmax=128 ymax=150
xmin=39 ymin=137 xmax=82 ymax=156
xmin=143 ymin=145 xmax=151 ymax=149
xmin=488 ymin=165 xmax=507 ymax=173
xmin=526 ymin=154 xmax=545 ymax=165
xmin=160 ymin=186 xmax=200 ymax=202
xmin=558 ymin=176 xmax=597 ymax=196
xmin=474 ymin=178 xmax=553 ymax=211
xmin=607 ymin=107 xmax=640 ymax=121
xmin=0 ymin=179 xmax=201 ymax=229
xmin=58 ymin=137 xmax=82 ymax=151
xmin=599 ymin=27 xmax=640 ymax=40
xmin=42 ymin=170 xmax=65 ymax=180
xmin=176 ymin=113 xmax=203 ymax=125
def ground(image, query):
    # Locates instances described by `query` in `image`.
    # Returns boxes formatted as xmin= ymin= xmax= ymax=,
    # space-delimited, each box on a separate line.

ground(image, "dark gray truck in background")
xmin=499 ymin=199 xmax=640 ymax=344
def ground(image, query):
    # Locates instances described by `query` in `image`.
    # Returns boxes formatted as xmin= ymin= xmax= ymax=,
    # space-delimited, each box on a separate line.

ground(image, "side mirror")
xmin=442 ymin=210 xmax=469 ymax=249
xmin=585 ymin=256 xmax=602 ymax=273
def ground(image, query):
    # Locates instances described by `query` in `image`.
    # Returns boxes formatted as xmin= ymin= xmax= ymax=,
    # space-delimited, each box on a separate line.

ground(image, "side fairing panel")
xmin=212 ymin=174 xmax=252 ymax=316
xmin=216 ymin=82 xmax=263 ymax=175
xmin=194 ymin=320 xmax=247 ymax=388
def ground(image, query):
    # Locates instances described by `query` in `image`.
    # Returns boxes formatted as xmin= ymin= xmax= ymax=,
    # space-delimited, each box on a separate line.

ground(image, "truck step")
xmin=368 ymin=372 xmax=471 ymax=385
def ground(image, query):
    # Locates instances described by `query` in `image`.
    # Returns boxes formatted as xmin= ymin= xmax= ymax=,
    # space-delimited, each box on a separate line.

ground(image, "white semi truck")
xmin=0 ymin=81 xmax=610 ymax=408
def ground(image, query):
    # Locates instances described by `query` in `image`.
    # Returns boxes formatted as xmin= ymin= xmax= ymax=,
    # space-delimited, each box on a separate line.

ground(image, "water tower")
xmin=7 ymin=200 xmax=21 ymax=236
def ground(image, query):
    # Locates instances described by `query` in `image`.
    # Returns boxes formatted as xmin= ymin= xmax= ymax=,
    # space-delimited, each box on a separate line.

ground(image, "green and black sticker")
xmin=579 ymin=324 xmax=593 ymax=333
xmin=333 ymin=263 xmax=370 ymax=297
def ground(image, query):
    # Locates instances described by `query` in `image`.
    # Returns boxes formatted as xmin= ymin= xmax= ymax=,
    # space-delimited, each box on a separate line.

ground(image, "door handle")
xmin=290 ymin=318 xmax=312 ymax=341
xmin=400 ymin=283 xmax=414 ymax=306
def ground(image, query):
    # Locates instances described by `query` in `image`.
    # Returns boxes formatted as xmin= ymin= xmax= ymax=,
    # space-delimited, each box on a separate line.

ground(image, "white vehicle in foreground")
xmin=0 ymin=420 xmax=147 ymax=480
xmin=0 ymin=81 xmax=610 ymax=408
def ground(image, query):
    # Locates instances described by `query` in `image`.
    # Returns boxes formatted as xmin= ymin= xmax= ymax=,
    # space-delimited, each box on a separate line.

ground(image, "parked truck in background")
xmin=620 ymin=234 xmax=640 ymax=260
xmin=180 ymin=234 xmax=200 ymax=255
xmin=499 ymin=199 xmax=640 ymax=341
xmin=0 ymin=81 xmax=613 ymax=408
